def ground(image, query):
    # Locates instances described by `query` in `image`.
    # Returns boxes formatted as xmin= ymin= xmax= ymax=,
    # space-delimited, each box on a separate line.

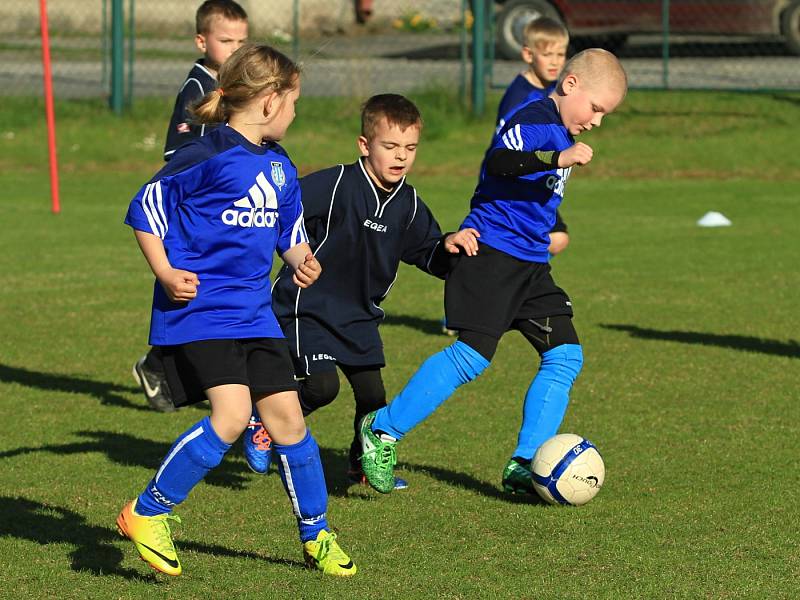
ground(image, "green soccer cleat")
xmin=358 ymin=411 xmax=397 ymax=494
xmin=116 ymin=500 xmax=182 ymax=576
xmin=502 ymin=458 xmax=536 ymax=495
xmin=303 ymin=529 xmax=357 ymax=577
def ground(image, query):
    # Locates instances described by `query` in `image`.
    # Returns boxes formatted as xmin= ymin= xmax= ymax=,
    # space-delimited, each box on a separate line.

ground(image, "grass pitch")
xmin=0 ymin=91 xmax=798 ymax=599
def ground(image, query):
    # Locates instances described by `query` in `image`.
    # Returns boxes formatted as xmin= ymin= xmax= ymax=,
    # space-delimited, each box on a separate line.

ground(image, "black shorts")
xmin=162 ymin=338 xmax=298 ymax=407
xmin=445 ymin=243 xmax=574 ymax=339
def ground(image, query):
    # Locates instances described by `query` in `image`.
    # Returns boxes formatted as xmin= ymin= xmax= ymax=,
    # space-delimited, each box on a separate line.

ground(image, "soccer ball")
xmin=532 ymin=433 xmax=604 ymax=506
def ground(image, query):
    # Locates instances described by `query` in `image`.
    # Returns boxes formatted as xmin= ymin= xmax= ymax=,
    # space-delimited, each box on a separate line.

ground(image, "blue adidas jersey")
xmin=496 ymin=74 xmax=555 ymax=126
xmin=125 ymin=125 xmax=308 ymax=346
xmin=462 ymin=97 xmax=573 ymax=263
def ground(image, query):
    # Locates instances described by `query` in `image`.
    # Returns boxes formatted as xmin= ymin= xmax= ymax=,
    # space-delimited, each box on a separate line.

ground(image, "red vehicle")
xmin=494 ymin=0 xmax=800 ymax=58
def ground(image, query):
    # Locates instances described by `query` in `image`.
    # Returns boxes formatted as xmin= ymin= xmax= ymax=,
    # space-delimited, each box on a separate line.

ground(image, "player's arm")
xmin=401 ymin=199 xmax=477 ymax=279
xmin=133 ymin=229 xmax=199 ymax=302
xmin=278 ymin=171 xmax=320 ymax=288
xmin=549 ymin=209 xmax=570 ymax=255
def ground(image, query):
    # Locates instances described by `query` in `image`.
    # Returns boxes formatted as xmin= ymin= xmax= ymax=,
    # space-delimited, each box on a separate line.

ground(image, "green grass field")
xmin=0 ymin=90 xmax=798 ymax=599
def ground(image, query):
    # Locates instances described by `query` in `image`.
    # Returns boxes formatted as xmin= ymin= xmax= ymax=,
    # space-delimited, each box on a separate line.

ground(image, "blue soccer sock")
xmin=273 ymin=429 xmax=329 ymax=542
xmin=373 ymin=341 xmax=490 ymax=440
xmin=513 ymin=344 xmax=583 ymax=460
xmin=136 ymin=416 xmax=231 ymax=516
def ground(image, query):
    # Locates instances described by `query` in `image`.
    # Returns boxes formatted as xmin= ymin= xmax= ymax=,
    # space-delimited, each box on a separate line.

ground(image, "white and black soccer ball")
xmin=532 ymin=433 xmax=604 ymax=506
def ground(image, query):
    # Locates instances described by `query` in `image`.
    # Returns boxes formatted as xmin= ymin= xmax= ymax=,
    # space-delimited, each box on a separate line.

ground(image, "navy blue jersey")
xmin=462 ymin=97 xmax=573 ymax=263
xmin=272 ymin=160 xmax=445 ymax=370
xmin=163 ymin=60 xmax=218 ymax=161
xmin=125 ymin=125 xmax=308 ymax=346
xmin=496 ymin=74 xmax=554 ymax=126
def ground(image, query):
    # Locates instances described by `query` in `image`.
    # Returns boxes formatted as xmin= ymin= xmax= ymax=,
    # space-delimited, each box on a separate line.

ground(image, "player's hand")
xmin=158 ymin=268 xmax=199 ymax=303
xmin=444 ymin=228 xmax=480 ymax=257
xmin=558 ymin=142 xmax=593 ymax=167
xmin=293 ymin=253 xmax=321 ymax=288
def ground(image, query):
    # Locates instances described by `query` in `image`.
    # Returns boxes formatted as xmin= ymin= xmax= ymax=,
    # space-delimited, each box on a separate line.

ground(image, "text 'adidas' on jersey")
xmin=125 ymin=125 xmax=308 ymax=346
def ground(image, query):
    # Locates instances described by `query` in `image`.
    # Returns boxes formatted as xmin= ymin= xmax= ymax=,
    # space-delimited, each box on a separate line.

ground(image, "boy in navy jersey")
xmin=132 ymin=1 xmax=248 ymax=412
xmin=117 ymin=44 xmax=357 ymax=577
xmin=496 ymin=17 xmax=569 ymax=128
xmin=243 ymin=95 xmax=478 ymax=486
xmin=358 ymin=49 xmax=628 ymax=494
xmin=163 ymin=0 xmax=248 ymax=160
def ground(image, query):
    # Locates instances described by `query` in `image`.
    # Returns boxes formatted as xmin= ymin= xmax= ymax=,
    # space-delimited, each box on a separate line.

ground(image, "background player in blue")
xmin=496 ymin=17 xmax=569 ymax=128
xmin=133 ymin=0 xmax=248 ymax=412
xmin=116 ymin=44 xmax=357 ymax=577
xmin=357 ymin=49 xmax=628 ymax=494
xmin=243 ymin=95 xmax=479 ymax=486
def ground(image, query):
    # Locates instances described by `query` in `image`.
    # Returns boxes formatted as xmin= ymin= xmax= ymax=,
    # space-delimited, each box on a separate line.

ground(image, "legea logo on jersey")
xmin=222 ymin=171 xmax=280 ymax=228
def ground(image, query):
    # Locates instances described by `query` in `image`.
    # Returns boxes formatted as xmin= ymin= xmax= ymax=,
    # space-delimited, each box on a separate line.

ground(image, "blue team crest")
xmin=270 ymin=161 xmax=286 ymax=190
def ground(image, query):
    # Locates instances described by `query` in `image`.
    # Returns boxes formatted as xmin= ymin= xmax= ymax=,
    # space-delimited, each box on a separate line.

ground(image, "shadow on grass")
xmin=382 ymin=313 xmax=446 ymax=337
xmin=318 ymin=446 xmax=380 ymax=500
xmin=0 ymin=496 xmax=304 ymax=579
xmin=402 ymin=462 xmax=547 ymax=505
xmin=0 ymin=431 xmax=252 ymax=490
xmin=601 ymin=324 xmax=800 ymax=359
xmin=0 ymin=363 xmax=150 ymax=412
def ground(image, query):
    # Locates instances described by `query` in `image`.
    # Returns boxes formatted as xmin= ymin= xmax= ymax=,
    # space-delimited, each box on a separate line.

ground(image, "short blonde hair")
xmin=558 ymin=47 xmax=628 ymax=96
xmin=523 ymin=17 xmax=569 ymax=49
xmin=192 ymin=44 xmax=300 ymax=124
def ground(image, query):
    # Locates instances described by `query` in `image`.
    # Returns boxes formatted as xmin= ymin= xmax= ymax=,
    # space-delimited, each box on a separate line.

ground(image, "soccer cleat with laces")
xmin=116 ymin=500 xmax=182 ymax=576
xmin=347 ymin=465 xmax=409 ymax=490
xmin=502 ymin=458 xmax=536 ymax=495
xmin=132 ymin=355 xmax=175 ymax=413
xmin=303 ymin=529 xmax=357 ymax=577
xmin=243 ymin=412 xmax=273 ymax=474
xmin=358 ymin=411 xmax=397 ymax=494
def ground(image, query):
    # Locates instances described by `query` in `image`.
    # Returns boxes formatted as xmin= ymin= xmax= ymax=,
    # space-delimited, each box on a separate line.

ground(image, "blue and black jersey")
xmin=463 ymin=97 xmax=573 ymax=263
xmin=272 ymin=160 xmax=447 ymax=371
xmin=163 ymin=59 xmax=217 ymax=161
xmin=125 ymin=125 xmax=308 ymax=346
xmin=496 ymin=74 xmax=554 ymax=127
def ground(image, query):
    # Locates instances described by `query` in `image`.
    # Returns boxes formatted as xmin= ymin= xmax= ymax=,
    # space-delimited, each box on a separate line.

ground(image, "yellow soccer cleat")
xmin=116 ymin=500 xmax=182 ymax=576
xmin=303 ymin=530 xmax=357 ymax=577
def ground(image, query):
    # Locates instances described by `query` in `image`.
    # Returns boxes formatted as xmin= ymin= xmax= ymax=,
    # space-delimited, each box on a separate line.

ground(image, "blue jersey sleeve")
xmin=125 ymin=176 xmax=184 ymax=239
xmin=493 ymin=121 xmax=550 ymax=153
xmin=276 ymin=168 xmax=308 ymax=255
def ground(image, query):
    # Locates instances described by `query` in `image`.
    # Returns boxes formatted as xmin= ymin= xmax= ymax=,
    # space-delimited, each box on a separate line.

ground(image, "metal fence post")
xmin=126 ymin=0 xmax=135 ymax=108
xmin=292 ymin=0 xmax=300 ymax=60
xmin=661 ymin=0 xmax=670 ymax=89
xmin=110 ymin=0 xmax=124 ymax=114
xmin=471 ymin=0 xmax=486 ymax=116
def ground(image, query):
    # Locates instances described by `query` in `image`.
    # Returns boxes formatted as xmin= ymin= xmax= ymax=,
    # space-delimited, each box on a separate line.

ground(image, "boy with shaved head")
xmin=358 ymin=49 xmax=627 ymax=494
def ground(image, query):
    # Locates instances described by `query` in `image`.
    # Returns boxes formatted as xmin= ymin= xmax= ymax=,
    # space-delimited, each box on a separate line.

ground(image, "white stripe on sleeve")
xmin=140 ymin=183 xmax=161 ymax=237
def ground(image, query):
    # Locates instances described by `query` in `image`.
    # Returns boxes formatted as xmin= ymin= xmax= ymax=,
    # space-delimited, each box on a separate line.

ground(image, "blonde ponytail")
xmin=190 ymin=44 xmax=300 ymax=125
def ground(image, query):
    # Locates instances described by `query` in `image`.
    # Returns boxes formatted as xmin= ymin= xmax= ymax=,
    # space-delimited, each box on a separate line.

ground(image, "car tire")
xmin=782 ymin=0 xmax=800 ymax=55
xmin=495 ymin=0 xmax=562 ymax=60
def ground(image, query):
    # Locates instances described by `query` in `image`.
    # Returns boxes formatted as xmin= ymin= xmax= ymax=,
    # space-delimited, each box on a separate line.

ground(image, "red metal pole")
xmin=39 ymin=0 xmax=60 ymax=214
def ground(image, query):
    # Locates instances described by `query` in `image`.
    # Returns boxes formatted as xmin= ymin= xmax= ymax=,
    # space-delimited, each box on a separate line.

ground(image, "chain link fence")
xmin=2 ymin=0 xmax=799 ymax=105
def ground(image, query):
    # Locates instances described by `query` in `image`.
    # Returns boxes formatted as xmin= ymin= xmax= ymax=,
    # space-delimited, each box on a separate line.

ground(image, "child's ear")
xmin=357 ymin=135 xmax=370 ymax=156
xmin=262 ymin=91 xmax=279 ymax=118
xmin=561 ymin=73 xmax=578 ymax=94
xmin=195 ymin=33 xmax=206 ymax=54
xmin=521 ymin=45 xmax=534 ymax=65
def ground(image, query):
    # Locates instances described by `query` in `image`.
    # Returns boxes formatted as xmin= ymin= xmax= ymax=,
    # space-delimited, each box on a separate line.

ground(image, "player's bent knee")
xmin=541 ymin=343 xmax=583 ymax=383
xmin=299 ymin=372 xmax=340 ymax=414
xmin=446 ymin=340 xmax=491 ymax=384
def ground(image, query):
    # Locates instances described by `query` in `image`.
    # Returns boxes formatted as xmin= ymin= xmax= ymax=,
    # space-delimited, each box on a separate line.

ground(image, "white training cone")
xmin=697 ymin=211 xmax=732 ymax=227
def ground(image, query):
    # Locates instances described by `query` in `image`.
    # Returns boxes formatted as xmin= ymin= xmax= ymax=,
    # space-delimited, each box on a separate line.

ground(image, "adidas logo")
xmin=222 ymin=171 xmax=279 ymax=228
